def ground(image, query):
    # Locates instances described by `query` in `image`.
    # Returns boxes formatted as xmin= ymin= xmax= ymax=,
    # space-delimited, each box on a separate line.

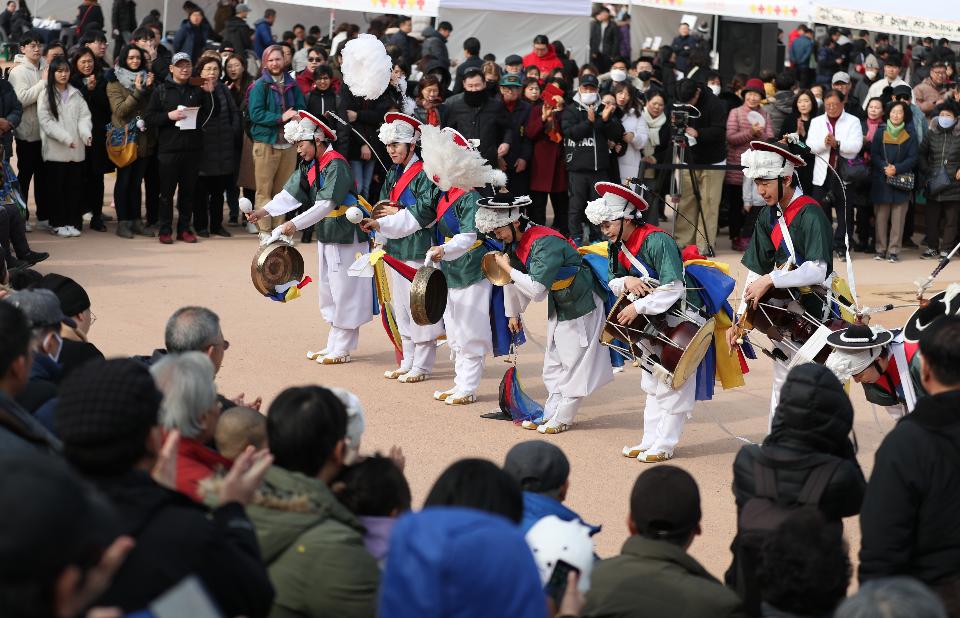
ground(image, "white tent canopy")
xmin=811 ymin=0 xmax=960 ymax=40
xmin=631 ymin=0 xmax=810 ymax=23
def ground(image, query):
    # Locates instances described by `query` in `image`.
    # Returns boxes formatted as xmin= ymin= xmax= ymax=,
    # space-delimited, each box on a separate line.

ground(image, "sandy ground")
xmin=23 ymin=177 xmax=946 ymax=580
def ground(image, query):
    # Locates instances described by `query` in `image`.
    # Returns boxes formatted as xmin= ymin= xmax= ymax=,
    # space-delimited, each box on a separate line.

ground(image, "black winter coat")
xmin=305 ymin=89 xmax=349 ymax=157
xmin=90 ymin=470 xmax=274 ymax=616
xmin=198 ymin=82 xmax=240 ymax=176
xmin=687 ymin=88 xmax=728 ymax=164
xmin=420 ymin=26 xmax=449 ymax=70
xmin=75 ymin=2 xmax=104 ymax=32
xmin=918 ymin=122 xmax=960 ymax=202
xmin=445 ymin=93 xmax=514 ymax=168
xmin=221 ymin=15 xmax=253 ymax=55
xmin=726 ymin=363 xmax=866 ymax=615
xmin=859 ymin=390 xmax=960 ymax=587
xmin=560 ymin=94 xmax=624 ymax=173
xmin=71 ymin=71 xmax=113 ymax=173
xmin=146 ymin=77 xmax=210 ymax=155
xmin=340 ymin=84 xmax=400 ymax=163
xmin=503 ymin=99 xmax=533 ymax=166
xmin=110 ymin=0 xmax=136 ymax=34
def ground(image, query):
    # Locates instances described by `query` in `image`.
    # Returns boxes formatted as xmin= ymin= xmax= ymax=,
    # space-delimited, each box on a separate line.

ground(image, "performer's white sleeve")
xmin=289 ymin=199 xmax=335 ymax=230
xmin=503 ymin=283 xmax=531 ymax=318
xmin=632 ymin=279 xmax=684 ymax=315
xmin=263 ymin=190 xmax=302 ymax=217
xmin=376 ymin=209 xmax=424 ymax=239
xmin=440 ymin=232 xmax=477 ymax=261
xmin=509 ymin=268 xmax=549 ymax=303
xmin=736 ymin=269 xmax=762 ymax=317
xmin=609 ymin=276 xmax=627 ymax=297
xmin=770 ymin=260 xmax=827 ymax=289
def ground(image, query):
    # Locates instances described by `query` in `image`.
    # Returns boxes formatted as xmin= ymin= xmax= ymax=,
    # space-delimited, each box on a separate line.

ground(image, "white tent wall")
xmin=439 ymin=7 xmax=591 ymax=68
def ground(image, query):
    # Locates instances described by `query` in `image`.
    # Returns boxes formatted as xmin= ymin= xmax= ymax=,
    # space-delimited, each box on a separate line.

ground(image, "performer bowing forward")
xmin=727 ymin=140 xmax=836 ymax=418
xmin=247 ymin=111 xmax=372 ymax=364
xmin=475 ymin=194 xmax=613 ymax=434
xmin=360 ymin=113 xmax=443 ymax=383
xmin=422 ymin=127 xmax=509 ymax=405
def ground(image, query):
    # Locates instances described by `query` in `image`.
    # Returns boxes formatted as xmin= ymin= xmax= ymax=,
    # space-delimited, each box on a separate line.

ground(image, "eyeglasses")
xmin=308 ymin=56 xmax=322 ymax=62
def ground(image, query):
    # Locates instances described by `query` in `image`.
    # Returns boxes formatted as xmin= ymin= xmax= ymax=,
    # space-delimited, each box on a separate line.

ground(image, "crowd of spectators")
xmin=3 ymin=251 xmax=960 ymax=616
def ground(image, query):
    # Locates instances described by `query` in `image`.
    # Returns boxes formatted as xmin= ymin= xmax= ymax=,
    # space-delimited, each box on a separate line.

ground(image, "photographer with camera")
xmin=562 ymin=74 xmax=624 ymax=244
xmin=673 ymin=79 xmax=727 ymax=253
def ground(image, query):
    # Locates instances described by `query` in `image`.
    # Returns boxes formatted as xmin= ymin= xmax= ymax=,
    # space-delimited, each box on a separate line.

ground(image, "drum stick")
xmin=326 ymin=111 xmax=389 ymax=172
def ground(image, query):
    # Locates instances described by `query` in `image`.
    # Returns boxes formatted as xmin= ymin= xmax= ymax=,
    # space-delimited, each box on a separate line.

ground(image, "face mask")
xmin=708 ymin=84 xmax=721 ymax=95
xmin=939 ymin=115 xmax=956 ymax=129
xmin=610 ymin=68 xmax=627 ymax=82
xmin=464 ymin=89 xmax=487 ymax=107
xmin=580 ymin=92 xmax=598 ymax=105
xmin=865 ymin=70 xmax=877 ymax=80
xmin=637 ymin=70 xmax=652 ymax=82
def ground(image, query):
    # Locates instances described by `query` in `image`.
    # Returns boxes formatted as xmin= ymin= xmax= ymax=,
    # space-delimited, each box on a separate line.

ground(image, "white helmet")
xmin=524 ymin=515 xmax=595 ymax=593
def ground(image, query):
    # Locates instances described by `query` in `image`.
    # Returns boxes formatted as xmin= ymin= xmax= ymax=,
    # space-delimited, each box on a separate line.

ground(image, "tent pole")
xmin=162 ymin=0 xmax=168 ymax=42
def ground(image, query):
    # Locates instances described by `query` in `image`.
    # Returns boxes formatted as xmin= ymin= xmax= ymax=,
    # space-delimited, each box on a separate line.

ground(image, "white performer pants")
xmin=769 ymin=341 xmax=793 ymax=431
xmin=444 ymin=280 xmax=493 ymax=393
xmin=317 ymin=240 xmax=372 ymax=356
xmin=541 ymin=294 xmax=614 ymax=425
xmin=638 ymin=367 xmax=697 ymax=456
xmin=388 ymin=262 xmax=445 ymax=373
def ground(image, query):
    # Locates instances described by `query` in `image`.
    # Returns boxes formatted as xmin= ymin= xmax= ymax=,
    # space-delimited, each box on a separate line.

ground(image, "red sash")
xmin=617 ymin=224 xmax=668 ymax=272
xmin=770 ymin=195 xmax=819 ymax=251
xmin=516 ymin=225 xmax=576 ymax=264
xmin=306 ymin=148 xmax=347 ymax=186
xmin=435 ymin=188 xmax=467 ymax=223
xmin=875 ymin=342 xmax=918 ymax=397
xmin=389 ymin=161 xmax=424 ymax=203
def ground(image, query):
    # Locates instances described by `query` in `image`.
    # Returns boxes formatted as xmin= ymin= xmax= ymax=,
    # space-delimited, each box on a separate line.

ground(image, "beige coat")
xmin=8 ymin=55 xmax=45 ymax=142
xmin=37 ymin=85 xmax=93 ymax=163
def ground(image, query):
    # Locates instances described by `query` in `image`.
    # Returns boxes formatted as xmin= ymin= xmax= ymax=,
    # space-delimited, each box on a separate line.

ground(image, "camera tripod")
xmin=666 ymin=130 xmax=716 ymax=257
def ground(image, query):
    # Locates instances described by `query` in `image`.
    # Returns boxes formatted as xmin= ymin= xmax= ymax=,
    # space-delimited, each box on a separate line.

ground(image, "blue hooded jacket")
xmin=379 ymin=507 xmax=547 ymax=618
xmin=253 ymin=18 xmax=273 ymax=57
xmin=520 ymin=491 xmax=602 ymax=536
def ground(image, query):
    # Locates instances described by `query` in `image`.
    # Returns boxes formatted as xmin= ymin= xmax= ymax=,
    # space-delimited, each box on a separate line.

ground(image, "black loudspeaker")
xmin=717 ymin=19 xmax=780 ymax=83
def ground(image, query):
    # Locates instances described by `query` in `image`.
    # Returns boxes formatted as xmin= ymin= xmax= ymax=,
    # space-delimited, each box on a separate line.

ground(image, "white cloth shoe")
xmin=55 ymin=227 xmax=73 ymax=237
xmin=398 ymin=370 xmax=428 ymax=383
xmin=445 ymin=391 xmax=476 ymax=405
xmin=537 ymin=418 xmax=572 ymax=434
xmin=433 ymin=387 xmax=456 ymax=401
xmin=622 ymin=444 xmax=646 ymax=458
xmin=306 ymin=349 xmax=327 ymax=361
xmin=384 ymin=368 xmax=409 ymax=379
xmin=67 ymin=226 xmax=81 ymax=237
xmin=247 ymin=222 xmax=259 ymax=234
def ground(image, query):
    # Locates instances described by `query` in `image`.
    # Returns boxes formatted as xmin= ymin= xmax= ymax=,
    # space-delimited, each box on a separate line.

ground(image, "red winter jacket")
xmin=175 ymin=436 xmax=232 ymax=502
xmin=523 ymin=45 xmax=564 ymax=78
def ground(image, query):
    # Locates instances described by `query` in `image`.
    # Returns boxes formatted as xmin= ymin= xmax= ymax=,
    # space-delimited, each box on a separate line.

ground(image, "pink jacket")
xmin=725 ymin=104 xmax=773 ymax=185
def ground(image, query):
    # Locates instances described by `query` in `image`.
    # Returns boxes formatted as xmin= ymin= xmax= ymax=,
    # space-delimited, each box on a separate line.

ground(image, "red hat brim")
xmin=441 ymin=127 xmax=472 ymax=149
xmin=749 ymin=140 xmax=806 ymax=168
xmin=299 ymin=110 xmax=336 ymax=141
xmin=595 ymin=181 xmax=649 ymax=212
xmin=384 ymin=112 xmax=422 ymax=134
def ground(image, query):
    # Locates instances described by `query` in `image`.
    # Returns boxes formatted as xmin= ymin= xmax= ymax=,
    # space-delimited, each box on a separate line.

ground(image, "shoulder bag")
xmin=885 ymin=141 xmax=916 ymax=192
xmin=105 ymin=118 xmax=140 ymax=168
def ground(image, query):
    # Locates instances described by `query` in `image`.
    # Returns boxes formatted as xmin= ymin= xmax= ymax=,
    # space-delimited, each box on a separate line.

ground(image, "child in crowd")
xmin=214 ymin=406 xmax=267 ymax=460
xmin=336 ymin=456 xmax=411 ymax=566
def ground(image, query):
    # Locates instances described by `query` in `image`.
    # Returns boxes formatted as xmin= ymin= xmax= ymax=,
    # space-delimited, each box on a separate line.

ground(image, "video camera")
xmin=670 ymin=104 xmax=700 ymax=143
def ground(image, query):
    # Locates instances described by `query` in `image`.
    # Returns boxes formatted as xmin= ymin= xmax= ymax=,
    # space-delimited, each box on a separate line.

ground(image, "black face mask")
xmin=637 ymin=71 xmax=652 ymax=81
xmin=464 ymin=89 xmax=488 ymax=107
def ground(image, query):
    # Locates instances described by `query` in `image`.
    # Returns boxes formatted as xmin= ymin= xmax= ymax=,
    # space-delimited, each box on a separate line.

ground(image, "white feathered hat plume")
xmin=420 ymin=124 xmax=507 ymax=191
xmin=341 ymin=34 xmax=392 ymax=100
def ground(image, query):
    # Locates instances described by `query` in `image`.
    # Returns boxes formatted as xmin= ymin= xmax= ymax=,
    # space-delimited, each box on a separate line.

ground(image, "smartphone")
xmin=544 ymin=559 xmax=580 ymax=608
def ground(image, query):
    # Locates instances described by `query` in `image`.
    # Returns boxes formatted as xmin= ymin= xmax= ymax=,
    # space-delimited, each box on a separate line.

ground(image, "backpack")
xmin=728 ymin=457 xmax=843 ymax=615
xmin=242 ymin=79 xmax=268 ymax=140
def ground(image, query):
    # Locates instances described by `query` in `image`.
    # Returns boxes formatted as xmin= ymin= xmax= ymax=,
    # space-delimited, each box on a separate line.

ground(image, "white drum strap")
xmin=620 ymin=245 xmax=651 ymax=279
xmin=890 ymin=337 xmax=918 ymax=413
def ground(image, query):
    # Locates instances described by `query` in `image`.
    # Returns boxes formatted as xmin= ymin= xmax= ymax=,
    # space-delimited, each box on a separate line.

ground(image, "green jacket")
xmin=583 ymin=536 xmax=748 ymax=618
xmin=379 ymin=163 xmax=440 ymax=262
xmin=246 ymin=466 xmax=379 ymax=618
xmin=247 ymin=74 xmax=306 ymax=145
xmin=282 ymin=155 xmax=368 ymax=244
xmin=741 ymin=200 xmax=833 ymax=276
xmin=436 ymin=190 xmax=485 ymax=289
xmin=508 ymin=230 xmax=598 ymax=321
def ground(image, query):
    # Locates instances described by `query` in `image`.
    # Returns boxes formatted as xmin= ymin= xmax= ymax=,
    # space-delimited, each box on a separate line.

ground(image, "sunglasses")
xmin=308 ymin=56 xmax=322 ymax=62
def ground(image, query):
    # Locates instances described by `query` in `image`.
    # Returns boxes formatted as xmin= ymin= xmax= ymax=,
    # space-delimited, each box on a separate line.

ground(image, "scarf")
xmin=886 ymin=120 xmax=905 ymax=138
xmin=865 ymin=116 xmax=883 ymax=144
xmin=641 ymin=108 xmax=666 ymax=157
xmin=114 ymin=67 xmax=143 ymax=91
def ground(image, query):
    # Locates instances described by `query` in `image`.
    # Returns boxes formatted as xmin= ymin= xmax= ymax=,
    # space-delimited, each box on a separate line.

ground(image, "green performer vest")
xmin=379 ymin=160 xmax=441 ymax=262
xmin=435 ymin=188 xmax=485 ymax=289
xmin=281 ymin=149 xmax=369 ymax=244
xmin=609 ymin=225 xmax=703 ymax=311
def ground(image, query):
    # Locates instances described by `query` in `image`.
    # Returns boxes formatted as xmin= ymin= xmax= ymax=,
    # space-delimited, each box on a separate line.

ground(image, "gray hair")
xmin=150 ymin=352 xmax=217 ymax=439
xmin=834 ymin=578 xmax=947 ymax=618
xmin=164 ymin=306 xmax=221 ymax=353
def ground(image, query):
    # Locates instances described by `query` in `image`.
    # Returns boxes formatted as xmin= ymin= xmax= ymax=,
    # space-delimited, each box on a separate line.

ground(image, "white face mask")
xmin=610 ymin=68 xmax=627 ymax=82
xmin=865 ymin=70 xmax=877 ymax=80
xmin=708 ymin=84 xmax=721 ymax=95
xmin=580 ymin=92 xmax=598 ymax=105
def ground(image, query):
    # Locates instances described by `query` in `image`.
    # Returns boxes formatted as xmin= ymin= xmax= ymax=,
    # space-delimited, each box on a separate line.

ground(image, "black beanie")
xmin=55 ymin=358 xmax=163 ymax=474
xmin=33 ymin=273 xmax=91 ymax=317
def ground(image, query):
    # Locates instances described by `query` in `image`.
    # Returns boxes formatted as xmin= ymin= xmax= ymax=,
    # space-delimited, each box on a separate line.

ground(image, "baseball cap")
xmin=504 ymin=54 xmax=523 ymax=66
xmin=630 ymin=465 xmax=701 ymax=539
xmin=503 ymin=441 xmax=570 ymax=493
xmin=33 ymin=273 xmax=90 ymax=317
xmin=4 ymin=288 xmax=76 ymax=328
xmin=235 ymin=2 xmax=250 ymax=12
xmin=499 ymin=73 xmax=523 ymax=88
xmin=831 ymin=71 xmax=851 ymax=84
xmin=172 ymin=51 xmax=192 ymax=64
xmin=579 ymin=73 xmax=599 ymax=88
